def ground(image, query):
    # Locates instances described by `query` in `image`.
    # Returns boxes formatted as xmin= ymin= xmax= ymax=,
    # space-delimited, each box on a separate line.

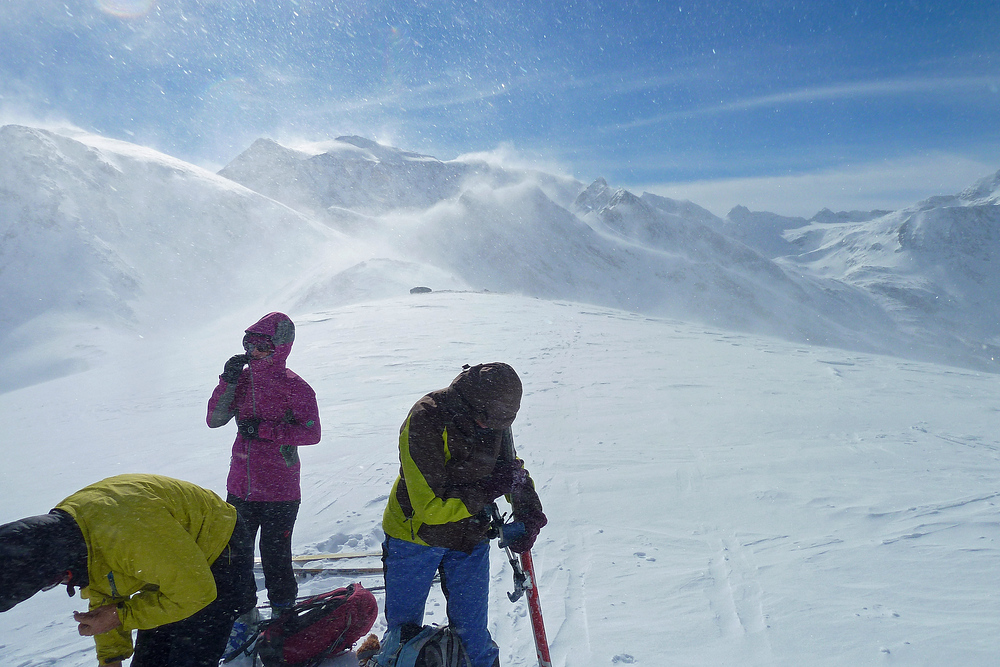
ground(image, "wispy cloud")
xmin=290 ymin=60 xmax=711 ymax=121
xmin=613 ymin=75 xmax=1000 ymax=131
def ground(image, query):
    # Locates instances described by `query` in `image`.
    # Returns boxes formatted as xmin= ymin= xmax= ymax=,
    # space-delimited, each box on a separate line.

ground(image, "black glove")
xmin=221 ymin=354 xmax=250 ymax=384
xmin=508 ymin=508 xmax=547 ymax=554
xmin=237 ymin=416 xmax=261 ymax=439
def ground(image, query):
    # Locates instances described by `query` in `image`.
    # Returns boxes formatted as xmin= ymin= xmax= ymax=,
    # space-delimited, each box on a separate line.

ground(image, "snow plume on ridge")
xmin=376 ymin=178 xmax=895 ymax=357
xmin=219 ymin=136 xmax=469 ymax=217
xmin=219 ymin=135 xmax=585 ymax=220
xmin=451 ymin=143 xmax=584 ymax=209
xmin=393 ymin=181 xmax=615 ymax=303
xmin=0 ymin=124 xmax=340 ymax=392
xmin=217 ymin=133 xmax=860 ymax=348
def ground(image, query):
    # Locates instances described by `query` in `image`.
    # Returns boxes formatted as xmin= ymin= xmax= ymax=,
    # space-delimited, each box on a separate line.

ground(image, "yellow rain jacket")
xmin=56 ymin=474 xmax=237 ymax=665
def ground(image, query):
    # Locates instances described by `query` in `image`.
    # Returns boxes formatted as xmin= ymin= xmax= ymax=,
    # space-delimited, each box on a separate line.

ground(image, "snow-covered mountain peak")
xmin=220 ymin=136 xmax=582 ymax=217
xmin=810 ymin=207 xmax=891 ymax=224
xmin=571 ymin=177 xmax=613 ymax=215
xmin=331 ymin=135 xmax=440 ymax=166
xmin=236 ymin=137 xmax=309 ymax=163
xmin=607 ymin=187 xmax=643 ymax=210
xmin=958 ymin=168 xmax=1000 ymax=204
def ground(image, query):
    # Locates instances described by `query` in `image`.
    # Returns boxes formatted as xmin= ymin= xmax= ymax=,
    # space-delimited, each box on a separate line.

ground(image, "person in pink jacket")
xmin=207 ymin=312 xmax=321 ymax=612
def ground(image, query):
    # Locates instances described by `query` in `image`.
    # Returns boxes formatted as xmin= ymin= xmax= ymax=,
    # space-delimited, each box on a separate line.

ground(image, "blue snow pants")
xmin=382 ymin=536 xmax=500 ymax=667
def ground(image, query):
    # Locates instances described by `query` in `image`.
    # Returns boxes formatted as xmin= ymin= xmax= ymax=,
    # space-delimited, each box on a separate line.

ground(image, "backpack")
xmin=252 ymin=583 xmax=379 ymax=667
xmin=366 ymin=623 xmax=473 ymax=667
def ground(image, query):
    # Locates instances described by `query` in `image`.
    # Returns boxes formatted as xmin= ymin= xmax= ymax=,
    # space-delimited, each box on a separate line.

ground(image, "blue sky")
xmin=2 ymin=0 xmax=999 ymax=216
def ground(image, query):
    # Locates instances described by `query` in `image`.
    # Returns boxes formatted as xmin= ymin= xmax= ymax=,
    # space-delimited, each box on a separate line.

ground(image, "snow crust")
xmin=3 ymin=124 xmax=1000 ymax=665
xmin=2 ymin=293 xmax=1000 ymax=666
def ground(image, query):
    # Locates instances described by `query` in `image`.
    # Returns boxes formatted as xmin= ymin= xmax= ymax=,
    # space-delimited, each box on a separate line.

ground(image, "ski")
xmin=495 ymin=427 xmax=553 ymax=667
xmin=520 ymin=550 xmax=552 ymax=667
xmin=254 ymin=551 xmax=380 ymax=565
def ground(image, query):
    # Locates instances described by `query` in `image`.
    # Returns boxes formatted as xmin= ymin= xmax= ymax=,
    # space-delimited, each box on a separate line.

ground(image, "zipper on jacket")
xmin=245 ymin=366 xmax=258 ymax=501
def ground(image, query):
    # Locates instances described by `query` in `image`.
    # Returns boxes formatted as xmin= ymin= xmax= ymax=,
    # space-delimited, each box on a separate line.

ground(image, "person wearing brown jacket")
xmin=377 ymin=362 xmax=546 ymax=667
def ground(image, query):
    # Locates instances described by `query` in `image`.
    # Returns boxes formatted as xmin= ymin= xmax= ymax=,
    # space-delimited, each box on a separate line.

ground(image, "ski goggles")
xmin=41 ymin=572 xmax=69 ymax=592
xmin=242 ymin=333 xmax=275 ymax=355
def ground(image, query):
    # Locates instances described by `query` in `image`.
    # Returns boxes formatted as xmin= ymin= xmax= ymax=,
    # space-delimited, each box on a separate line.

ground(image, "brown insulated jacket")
xmin=382 ymin=363 xmax=542 ymax=553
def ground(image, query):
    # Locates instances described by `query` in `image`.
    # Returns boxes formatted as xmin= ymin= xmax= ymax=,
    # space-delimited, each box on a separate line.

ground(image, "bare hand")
xmin=73 ymin=605 xmax=121 ymax=636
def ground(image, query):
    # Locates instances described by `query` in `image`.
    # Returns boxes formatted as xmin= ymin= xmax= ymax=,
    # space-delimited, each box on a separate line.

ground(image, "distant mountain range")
xmin=2 ymin=124 xmax=999 ymax=390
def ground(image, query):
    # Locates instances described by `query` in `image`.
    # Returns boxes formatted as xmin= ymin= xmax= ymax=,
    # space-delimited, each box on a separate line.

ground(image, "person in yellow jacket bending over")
xmin=0 ymin=474 xmax=256 ymax=667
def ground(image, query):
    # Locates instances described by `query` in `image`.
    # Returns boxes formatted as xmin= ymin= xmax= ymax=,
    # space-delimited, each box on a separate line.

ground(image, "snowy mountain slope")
xmin=723 ymin=206 xmax=812 ymax=258
xmin=218 ymin=143 xmax=877 ymax=346
xmin=567 ymin=179 xmax=902 ymax=353
xmin=641 ymin=190 xmax=725 ymax=230
xmin=0 ymin=125 xmax=346 ymax=392
xmin=376 ymin=180 xmax=898 ymax=354
xmin=575 ymin=178 xmax=727 ymax=239
xmin=0 ymin=125 xmax=897 ymax=368
xmin=779 ymin=170 xmax=1000 ymax=362
xmin=3 ymin=292 xmax=1000 ymax=666
xmin=718 ymin=206 xmax=891 ymax=259
xmin=4 ymin=123 xmax=1000 ymax=395
xmin=218 ymin=136 xmax=584 ymax=219
xmin=221 ymin=142 xmax=902 ymax=355
xmin=960 ymin=176 xmax=1000 ymax=205
xmin=578 ymin=183 xmax=784 ymax=280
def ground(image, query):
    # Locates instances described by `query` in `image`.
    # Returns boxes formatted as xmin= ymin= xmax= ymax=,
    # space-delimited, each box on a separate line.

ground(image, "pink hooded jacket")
xmin=207 ymin=312 xmax=321 ymax=501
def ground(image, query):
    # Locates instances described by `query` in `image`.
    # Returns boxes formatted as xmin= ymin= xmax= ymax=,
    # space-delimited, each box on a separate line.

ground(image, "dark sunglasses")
xmin=242 ymin=334 xmax=275 ymax=355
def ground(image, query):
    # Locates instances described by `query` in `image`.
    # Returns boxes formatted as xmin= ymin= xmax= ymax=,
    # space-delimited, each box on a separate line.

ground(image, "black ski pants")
xmin=227 ymin=494 xmax=300 ymax=608
xmin=131 ymin=514 xmax=256 ymax=667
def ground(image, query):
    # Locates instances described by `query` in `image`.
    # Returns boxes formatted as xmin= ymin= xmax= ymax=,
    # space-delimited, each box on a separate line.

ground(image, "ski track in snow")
xmin=4 ymin=293 xmax=1000 ymax=665
xmin=706 ymin=535 xmax=774 ymax=665
xmin=546 ymin=476 xmax=592 ymax=667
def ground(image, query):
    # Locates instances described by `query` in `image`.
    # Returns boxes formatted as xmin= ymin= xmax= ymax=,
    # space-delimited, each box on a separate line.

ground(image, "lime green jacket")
xmin=56 ymin=474 xmax=237 ymax=665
